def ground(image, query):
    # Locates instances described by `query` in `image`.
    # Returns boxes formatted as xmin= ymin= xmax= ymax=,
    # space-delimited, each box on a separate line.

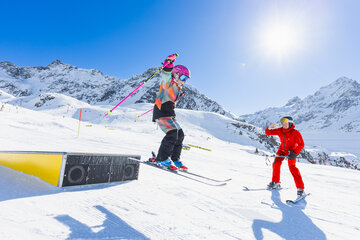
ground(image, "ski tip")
xmin=286 ymin=193 xmax=310 ymax=205
xmin=243 ymin=186 xmax=250 ymax=191
xmin=217 ymin=183 xmax=227 ymax=187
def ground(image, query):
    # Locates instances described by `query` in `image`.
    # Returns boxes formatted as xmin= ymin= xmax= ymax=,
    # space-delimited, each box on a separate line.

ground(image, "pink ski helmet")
xmin=172 ymin=65 xmax=190 ymax=81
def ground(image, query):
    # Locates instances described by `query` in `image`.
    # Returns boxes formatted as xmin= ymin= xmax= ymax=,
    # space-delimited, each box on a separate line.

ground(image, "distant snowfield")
xmin=0 ymin=103 xmax=359 ymax=240
xmin=302 ymin=131 xmax=360 ymax=158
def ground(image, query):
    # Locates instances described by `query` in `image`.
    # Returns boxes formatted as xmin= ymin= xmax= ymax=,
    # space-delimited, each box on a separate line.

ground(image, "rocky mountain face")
xmin=242 ymin=77 xmax=360 ymax=133
xmin=0 ymin=60 xmax=236 ymax=119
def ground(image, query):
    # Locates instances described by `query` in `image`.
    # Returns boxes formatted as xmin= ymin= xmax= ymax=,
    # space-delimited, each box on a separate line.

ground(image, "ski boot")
xmin=173 ymin=160 xmax=188 ymax=171
xmin=155 ymin=158 xmax=178 ymax=171
xmin=267 ymin=181 xmax=281 ymax=189
xmin=297 ymin=188 xmax=305 ymax=197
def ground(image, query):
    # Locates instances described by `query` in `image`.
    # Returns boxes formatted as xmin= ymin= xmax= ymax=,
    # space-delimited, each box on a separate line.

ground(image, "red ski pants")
xmin=272 ymin=157 xmax=304 ymax=189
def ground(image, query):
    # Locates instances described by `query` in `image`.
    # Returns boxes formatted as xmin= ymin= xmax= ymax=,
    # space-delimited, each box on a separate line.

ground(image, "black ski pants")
xmin=156 ymin=129 xmax=184 ymax=162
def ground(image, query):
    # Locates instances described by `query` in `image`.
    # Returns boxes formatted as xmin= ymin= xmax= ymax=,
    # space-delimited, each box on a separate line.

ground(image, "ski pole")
xmin=187 ymin=144 xmax=212 ymax=151
xmin=265 ymin=154 xmax=304 ymax=166
xmin=265 ymin=155 xmax=288 ymax=166
xmin=104 ymin=68 xmax=161 ymax=117
xmin=77 ymin=108 xmax=82 ymax=137
xmin=136 ymin=90 xmax=186 ymax=119
xmin=105 ymin=53 xmax=178 ymax=117
xmin=137 ymin=108 xmax=153 ymax=119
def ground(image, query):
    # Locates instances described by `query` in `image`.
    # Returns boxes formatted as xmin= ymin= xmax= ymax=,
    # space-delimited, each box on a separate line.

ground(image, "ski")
xmin=243 ymin=186 xmax=288 ymax=191
xmin=141 ymin=161 xmax=226 ymax=187
xmin=179 ymin=170 xmax=232 ymax=183
xmin=145 ymin=152 xmax=231 ymax=183
xmin=128 ymin=157 xmax=226 ymax=187
xmin=286 ymin=193 xmax=310 ymax=204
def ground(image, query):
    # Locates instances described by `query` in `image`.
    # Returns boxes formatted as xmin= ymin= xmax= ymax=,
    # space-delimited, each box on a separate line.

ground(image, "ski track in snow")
xmin=0 ymin=104 xmax=359 ymax=240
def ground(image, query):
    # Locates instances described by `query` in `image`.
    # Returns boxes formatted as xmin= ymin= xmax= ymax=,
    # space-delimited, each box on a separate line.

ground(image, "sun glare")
xmin=264 ymin=24 xmax=297 ymax=53
xmin=258 ymin=21 xmax=302 ymax=60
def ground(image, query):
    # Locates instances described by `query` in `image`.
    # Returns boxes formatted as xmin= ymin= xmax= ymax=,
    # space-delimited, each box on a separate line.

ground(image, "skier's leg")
xmin=156 ymin=130 xmax=177 ymax=162
xmin=156 ymin=129 xmax=177 ymax=161
xmin=272 ymin=156 xmax=284 ymax=183
xmin=288 ymin=159 xmax=305 ymax=189
xmin=156 ymin=117 xmax=179 ymax=162
xmin=171 ymin=129 xmax=184 ymax=161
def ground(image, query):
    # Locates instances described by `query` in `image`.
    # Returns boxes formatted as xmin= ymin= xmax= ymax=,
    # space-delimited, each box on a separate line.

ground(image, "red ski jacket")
xmin=265 ymin=124 xmax=304 ymax=155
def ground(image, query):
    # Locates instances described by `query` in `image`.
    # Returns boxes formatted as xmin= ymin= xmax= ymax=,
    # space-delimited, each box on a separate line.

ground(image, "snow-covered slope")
xmin=2 ymin=93 xmax=276 ymax=156
xmin=0 ymin=101 xmax=359 ymax=240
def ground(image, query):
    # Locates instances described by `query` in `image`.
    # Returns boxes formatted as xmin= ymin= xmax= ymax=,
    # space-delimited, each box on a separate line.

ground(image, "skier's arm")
xmin=294 ymin=131 xmax=305 ymax=154
xmin=265 ymin=127 xmax=281 ymax=136
xmin=160 ymin=70 xmax=172 ymax=90
xmin=160 ymin=54 xmax=177 ymax=90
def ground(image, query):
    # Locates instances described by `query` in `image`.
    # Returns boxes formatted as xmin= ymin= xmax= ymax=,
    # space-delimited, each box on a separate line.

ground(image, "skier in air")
xmin=265 ymin=116 xmax=305 ymax=196
xmin=151 ymin=54 xmax=190 ymax=171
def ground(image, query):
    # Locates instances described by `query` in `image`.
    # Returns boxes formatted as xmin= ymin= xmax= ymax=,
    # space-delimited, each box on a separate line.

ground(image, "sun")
xmin=258 ymin=21 xmax=302 ymax=59
xmin=264 ymin=24 xmax=297 ymax=54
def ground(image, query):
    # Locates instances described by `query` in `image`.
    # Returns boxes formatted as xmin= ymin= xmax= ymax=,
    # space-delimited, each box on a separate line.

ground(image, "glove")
xmin=163 ymin=53 xmax=178 ymax=69
xmin=268 ymin=123 xmax=281 ymax=130
xmin=180 ymin=91 xmax=186 ymax=97
xmin=288 ymin=150 xmax=298 ymax=160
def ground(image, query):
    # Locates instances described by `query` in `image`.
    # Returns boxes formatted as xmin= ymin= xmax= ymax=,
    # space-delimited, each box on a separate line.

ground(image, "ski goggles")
xmin=179 ymin=75 xmax=189 ymax=82
xmin=280 ymin=117 xmax=293 ymax=123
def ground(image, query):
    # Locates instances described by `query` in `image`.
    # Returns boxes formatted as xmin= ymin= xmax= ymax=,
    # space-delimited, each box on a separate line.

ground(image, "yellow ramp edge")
xmin=0 ymin=152 xmax=64 ymax=186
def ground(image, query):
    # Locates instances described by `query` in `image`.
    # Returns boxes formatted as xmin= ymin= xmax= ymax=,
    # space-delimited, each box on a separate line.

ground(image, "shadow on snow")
xmin=55 ymin=205 xmax=149 ymax=240
xmin=0 ymin=165 xmax=130 ymax=202
xmin=252 ymin=190 xmax=326 ymax=240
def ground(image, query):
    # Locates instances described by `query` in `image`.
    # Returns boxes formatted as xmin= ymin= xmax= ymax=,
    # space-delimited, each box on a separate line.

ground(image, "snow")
xmin=302 ymin=131 xmax=360 ymax=159
xmin=0 ymin=101 xmax=359 ymax=240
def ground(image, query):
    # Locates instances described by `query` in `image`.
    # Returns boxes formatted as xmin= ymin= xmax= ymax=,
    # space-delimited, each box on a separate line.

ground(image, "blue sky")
xmin=1 ymin=0 xmax=360 ymax=115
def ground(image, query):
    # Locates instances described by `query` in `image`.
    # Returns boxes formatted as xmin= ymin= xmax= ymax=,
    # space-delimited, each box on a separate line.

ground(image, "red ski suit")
xmin=265 ymin=124 xmax=305 ymax=189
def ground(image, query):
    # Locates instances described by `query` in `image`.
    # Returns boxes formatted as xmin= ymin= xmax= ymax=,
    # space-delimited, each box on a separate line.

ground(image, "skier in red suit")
xmin=265 ymin=116 xmax=305 ymax=196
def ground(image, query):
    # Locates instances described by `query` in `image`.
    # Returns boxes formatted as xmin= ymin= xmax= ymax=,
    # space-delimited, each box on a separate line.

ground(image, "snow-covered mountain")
xmin=0 ymin=60 xmax=280 ymax=155
xmin=0 ymin=60 xmax=236 ymax=119
xmin=242 ymin=77 xmax=360 ymax=133
xmin=1 ymin=60 xmax=359 ymax=169
xmin=241 ymin=77 xmax=360 ymax=166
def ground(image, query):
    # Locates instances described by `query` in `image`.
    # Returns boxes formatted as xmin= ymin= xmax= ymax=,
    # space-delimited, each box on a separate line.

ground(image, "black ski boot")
xmin=297 ymin=188 xmax=305 ymax=197
xmin=267 ymin=181 xmax=281 ymax=189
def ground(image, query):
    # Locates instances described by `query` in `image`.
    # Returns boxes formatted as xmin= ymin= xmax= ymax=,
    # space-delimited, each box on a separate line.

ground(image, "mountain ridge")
xmin=242 ymin=77 xmax=360 ymax=133
xmin=0 ymin=60 xmax=236 ymax=119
